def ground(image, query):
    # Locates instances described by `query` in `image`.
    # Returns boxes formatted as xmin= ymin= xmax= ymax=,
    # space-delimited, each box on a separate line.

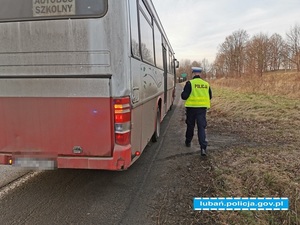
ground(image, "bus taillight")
xmin=113 ymin=97 xmax=131 ymax=146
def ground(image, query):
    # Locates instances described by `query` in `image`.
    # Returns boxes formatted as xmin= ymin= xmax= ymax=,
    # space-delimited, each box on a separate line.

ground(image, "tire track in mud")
xmin=118 ymin=89 xmax=180 ymax=225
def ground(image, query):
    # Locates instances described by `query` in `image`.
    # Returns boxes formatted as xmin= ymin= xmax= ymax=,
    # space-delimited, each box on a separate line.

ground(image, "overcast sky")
xmin=151 ymin=0 xmax=300 ymax=63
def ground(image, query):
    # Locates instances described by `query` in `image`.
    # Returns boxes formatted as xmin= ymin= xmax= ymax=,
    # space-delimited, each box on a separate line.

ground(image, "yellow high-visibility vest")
xmin=185 ymin=79 xmax=211 ymax=108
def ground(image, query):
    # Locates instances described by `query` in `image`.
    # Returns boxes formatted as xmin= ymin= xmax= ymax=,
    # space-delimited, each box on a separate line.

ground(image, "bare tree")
xmin=191 ymin=60 xmax=201 ymax=67
xmin=176 ymin=59 xmax=190 ymax=81
xmin=219 ymin=35 xmax=235 ymax=76
xmin=177 ymin=59 xmax=201 ymax=80
xmin=268 ymin=33 xmax=284 ymax=71
xmin=245 ymin=33 xmax=269 ymax=76
xmin=285 ymin=24 xmax=300 ymax=71
xmin=179 ymin=24 xmax=300 ymax=78
xmin=282 ymin=43 xmax=293 ymax=71
xmin=201 ymin=58 xmax=211 ymax=78
xmin=244 ymin=43 xmax=256 ymax=75
xmin=218 ymin=29 xmax=249 ymax=77
xmin=232 ymin=29 xmax=249 ymax=76
xmin=177 ymin=59 xmax=210 ymax=80
xmin=214 ymin=53 xmax=228 ymax=78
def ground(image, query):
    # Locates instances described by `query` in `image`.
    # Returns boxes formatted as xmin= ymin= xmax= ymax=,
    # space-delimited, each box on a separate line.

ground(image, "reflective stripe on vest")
xmin=185 ymin=79 xmax=210 ymax=108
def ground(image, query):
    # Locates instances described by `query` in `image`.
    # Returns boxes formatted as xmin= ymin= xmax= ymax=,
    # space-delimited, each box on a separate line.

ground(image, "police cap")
xmin=192 ymin=67 xmax=202 ymax=73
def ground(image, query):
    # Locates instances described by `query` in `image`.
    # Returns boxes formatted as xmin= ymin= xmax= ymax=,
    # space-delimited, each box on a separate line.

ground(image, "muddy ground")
xmin=141 ymin=93 xmax=241 ymax=225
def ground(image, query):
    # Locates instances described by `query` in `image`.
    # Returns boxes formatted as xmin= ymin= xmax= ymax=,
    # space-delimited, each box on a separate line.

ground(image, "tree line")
xmin=177 ymin=23 xmax=300 ymax=79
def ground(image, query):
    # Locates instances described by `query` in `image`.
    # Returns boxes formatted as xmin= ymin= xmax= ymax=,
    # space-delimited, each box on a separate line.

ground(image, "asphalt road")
xmin=0 ymin=85 xmax=185 ymax=225
xmin=0 ymin=166 xmax=30 ymax=188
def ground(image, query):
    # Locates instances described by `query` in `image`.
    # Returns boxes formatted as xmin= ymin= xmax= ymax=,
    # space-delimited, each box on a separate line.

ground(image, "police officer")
xmin=181 ymin=67 xmax=212 ymax=156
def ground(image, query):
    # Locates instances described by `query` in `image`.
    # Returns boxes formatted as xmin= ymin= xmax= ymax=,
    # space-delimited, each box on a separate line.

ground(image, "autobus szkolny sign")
xmin=33 ymin=0 xmax=76 ymax=17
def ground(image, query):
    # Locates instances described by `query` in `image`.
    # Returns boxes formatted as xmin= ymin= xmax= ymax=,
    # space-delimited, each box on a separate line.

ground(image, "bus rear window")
xmin=0 ymin=0 xmax=108 ymax=22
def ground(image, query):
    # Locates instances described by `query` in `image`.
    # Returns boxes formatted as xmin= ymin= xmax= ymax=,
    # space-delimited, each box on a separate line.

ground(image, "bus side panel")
xmin=166 ymin=72 xmax=175 ymax=112
xmin=130 ymin=105 xmax=143 ymax=156
xmin=140 ymin=96 xmax=160 ymax=150
xmin=140 ymin=65 xmax=164 ymax=150
xmin=0 ymin=97 xmax=113 ymax=158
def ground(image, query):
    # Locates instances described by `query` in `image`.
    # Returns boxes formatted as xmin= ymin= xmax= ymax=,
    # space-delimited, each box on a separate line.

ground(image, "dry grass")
xmin=213 ymin=71 xmax=300 ymax=99
xmin=207 ymin=73 xmax=300 ymax=224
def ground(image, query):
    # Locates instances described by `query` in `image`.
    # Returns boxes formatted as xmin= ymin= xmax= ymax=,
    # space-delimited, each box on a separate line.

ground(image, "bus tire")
xmin=151 ymin=107 xmax=161 ymax=142
xmin=169 ymin=102 xmax=173 ymax=111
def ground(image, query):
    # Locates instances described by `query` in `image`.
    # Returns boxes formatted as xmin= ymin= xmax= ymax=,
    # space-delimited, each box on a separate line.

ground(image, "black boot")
xmin=201 ymin=148 xmax=207 ymax=156
xmin=185 ymin=140 xmax=191 ymax=147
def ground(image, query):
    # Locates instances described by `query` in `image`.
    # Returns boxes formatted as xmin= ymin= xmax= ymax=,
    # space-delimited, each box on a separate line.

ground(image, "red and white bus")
xmin=0 ymin=0 xmax=178 ymax=170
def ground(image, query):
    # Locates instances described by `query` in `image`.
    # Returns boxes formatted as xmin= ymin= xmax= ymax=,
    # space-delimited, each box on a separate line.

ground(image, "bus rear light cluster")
xmin=113 ymin=97 xmax=131 ymax=146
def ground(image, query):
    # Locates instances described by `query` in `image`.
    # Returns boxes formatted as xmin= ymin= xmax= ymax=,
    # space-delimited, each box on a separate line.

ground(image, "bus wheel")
xmin=151 ymin=108 xmax=161 ymax=142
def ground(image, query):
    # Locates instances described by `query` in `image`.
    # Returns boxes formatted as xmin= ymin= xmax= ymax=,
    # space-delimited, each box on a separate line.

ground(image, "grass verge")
xmin=207 ymin=84 xmax=300 ymax=225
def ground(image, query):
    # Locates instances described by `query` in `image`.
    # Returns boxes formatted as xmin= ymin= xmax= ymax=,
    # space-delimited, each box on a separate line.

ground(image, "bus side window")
xmin=154 ymin=22 xmax=163 ymax=69
xmin=129 ymin=0 xmax=141 ymax=58
xmin=139 ymin=1 xmax=154 ymax=65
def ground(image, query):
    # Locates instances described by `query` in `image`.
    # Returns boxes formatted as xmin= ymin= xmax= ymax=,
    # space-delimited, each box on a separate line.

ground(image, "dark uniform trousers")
xmin=185 ymin=107 xmax=207 ymax=150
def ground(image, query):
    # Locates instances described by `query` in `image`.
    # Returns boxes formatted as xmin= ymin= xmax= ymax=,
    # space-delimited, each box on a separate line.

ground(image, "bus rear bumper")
xmin=57 ymin=145 xmax=132 ymax=170
xmin=0 ymin=145 xmax=132 ymax=171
